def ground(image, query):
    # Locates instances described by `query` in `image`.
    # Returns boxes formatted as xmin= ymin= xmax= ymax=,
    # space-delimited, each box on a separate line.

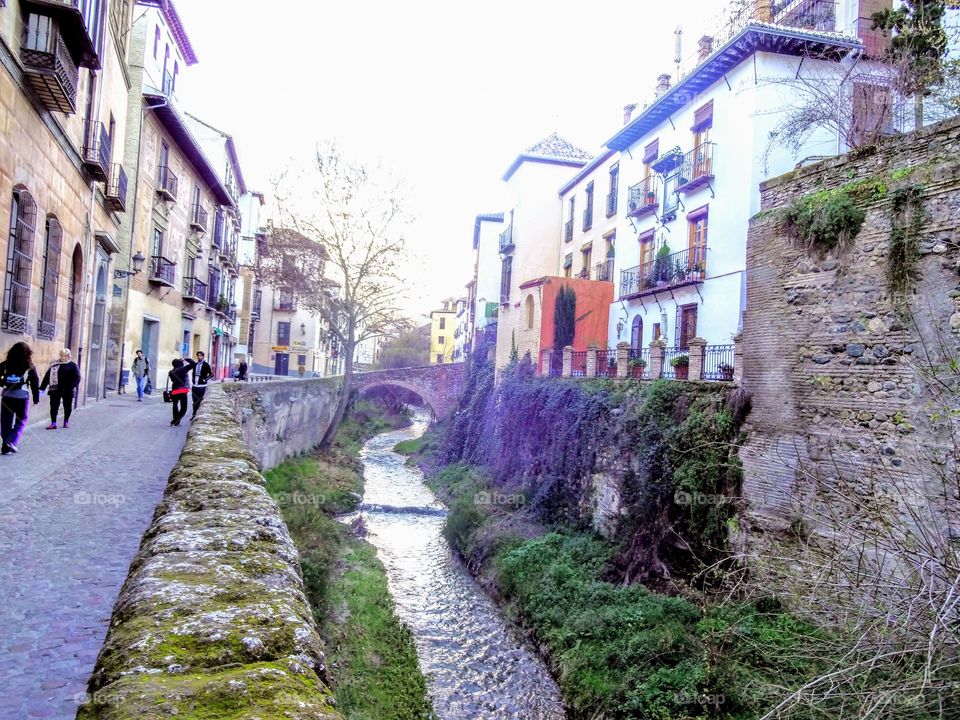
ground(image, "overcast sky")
xmin=175 ymin=0 xmax=721 ymax=318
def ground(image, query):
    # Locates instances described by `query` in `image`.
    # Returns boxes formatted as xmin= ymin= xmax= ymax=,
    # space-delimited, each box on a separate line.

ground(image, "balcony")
xmin=20 ymin=17 xmax=79 ymax=114
xmin=593 ymin=258 xmax=614 ymax=282
xmin=582 ymin=206 xmax=593 ymax=232
xmin=105 ymin=163 xmax=127 ymax=212
xmin=274 ymin=293 xmax=296 ymax=312
xmin=251 ymin=289 xmax=262 ymax=319
xmin=770 ymin=0 xmax=837 ymax=32
xmin=157 ymin=165 xmax=178 ymax=201
xmin=81 ymin=120 xmax=110 ymax=181
xmin=182 ymin=276 xmax=208 ymax=303
xmin=676 ymin=143 xmax=716 ymax=194
xmin=21 ymin=0 xmax=102 ymax=68
xmin=564 ymin=219 xmax=573 ymax=243
xmin=576 ymin=267 xmax=590 ymax=280
xmin=190 ymin=204 xmax=208 ymax=233
xmin=606 ymin=191 xmax=617 ymax=217
xmin=499 ymin=226 xmax=514 ymax=253
xmin=148 ymin=255 xmax=176 ymax=287
xmin=212 ymin=210 xmax=225 ymax=252
xmin=627 ymin=178 xmax=661 ymax=220
xmin=619 ymin=245 xmax=707 ymax=299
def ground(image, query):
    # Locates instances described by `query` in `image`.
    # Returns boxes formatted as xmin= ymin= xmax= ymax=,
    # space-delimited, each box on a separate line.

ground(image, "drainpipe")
xmin=115 ymin=96 xmax=168 ymax=392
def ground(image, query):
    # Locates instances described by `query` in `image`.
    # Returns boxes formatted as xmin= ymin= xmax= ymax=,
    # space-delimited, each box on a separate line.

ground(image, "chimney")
xmin=655 ymin=73 xmax=672 ymax=98
xmin=623 ymin=103 xmax=638 ymax=125
xmin=697 ymin=35 xmax=714 ymax=62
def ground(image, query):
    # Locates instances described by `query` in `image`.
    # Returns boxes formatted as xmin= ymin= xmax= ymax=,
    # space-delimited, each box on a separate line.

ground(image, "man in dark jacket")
xmin=39 ymin=348 xmax=81 ymax=429
xmin=190 ymin=351 xmax=214 ymax=420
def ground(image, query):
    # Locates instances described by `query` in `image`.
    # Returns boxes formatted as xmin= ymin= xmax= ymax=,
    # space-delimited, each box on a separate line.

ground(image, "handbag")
xmin=143 ymin=375 xmax=153 ymax=396
xmin=162 ymin=376 xmax=172 ymax=403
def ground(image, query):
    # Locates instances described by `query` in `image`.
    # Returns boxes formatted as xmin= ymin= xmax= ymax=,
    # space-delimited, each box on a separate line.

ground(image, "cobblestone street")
xmin=0 ymin=393 xmax=187 ymax=719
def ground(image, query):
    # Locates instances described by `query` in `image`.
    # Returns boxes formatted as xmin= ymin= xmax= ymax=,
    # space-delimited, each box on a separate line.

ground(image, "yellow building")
xmin=0 ymin=0 xmax=137 ymax=403
xmin=429 ymin=298 xmax=457 ymax=365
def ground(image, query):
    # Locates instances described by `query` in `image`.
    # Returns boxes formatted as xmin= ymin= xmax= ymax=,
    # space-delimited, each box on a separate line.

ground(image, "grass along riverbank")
xmin=264 ymin=400 xmax=434 ymax=720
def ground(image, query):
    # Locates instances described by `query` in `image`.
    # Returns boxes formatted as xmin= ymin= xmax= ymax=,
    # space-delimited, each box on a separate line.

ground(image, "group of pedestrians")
xmin=0 ymin=341 xmax=80 ymax=455
xmin=166 ymin=351 xmax=213 ymax=426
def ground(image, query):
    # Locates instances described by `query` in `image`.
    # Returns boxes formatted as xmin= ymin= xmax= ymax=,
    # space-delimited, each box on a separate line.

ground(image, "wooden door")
xmin=678 ymin=304 xmax=698 ymax=349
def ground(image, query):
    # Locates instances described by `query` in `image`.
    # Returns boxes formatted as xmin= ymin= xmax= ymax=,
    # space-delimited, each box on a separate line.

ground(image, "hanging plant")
xmin=886 ymin=185 xmax=924 ymax=308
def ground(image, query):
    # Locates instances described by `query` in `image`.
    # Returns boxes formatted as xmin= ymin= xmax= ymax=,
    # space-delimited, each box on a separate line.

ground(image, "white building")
xmin=605 ymin=1 xmax=893 ymax=377
xmin=452 ymin=297 xmax=469 ymax=362
xmin=465 ymin=213 xmax=504 ymax=357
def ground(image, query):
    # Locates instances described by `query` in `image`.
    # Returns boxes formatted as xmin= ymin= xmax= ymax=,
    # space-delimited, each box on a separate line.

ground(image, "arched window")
xmin=38 ymin=215 xmax=62 ymax=340
xmin=631 ymin=315 xmax=643 ymax=350
xmin=3 ymin=188 xmax=37 ymax=333
xmin=525 ymin=294 xmax=535 ymax=329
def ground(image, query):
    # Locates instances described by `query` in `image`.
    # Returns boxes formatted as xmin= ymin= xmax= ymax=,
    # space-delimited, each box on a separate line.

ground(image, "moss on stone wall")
xmin=77 ymin=386 xmax=343 ymax=720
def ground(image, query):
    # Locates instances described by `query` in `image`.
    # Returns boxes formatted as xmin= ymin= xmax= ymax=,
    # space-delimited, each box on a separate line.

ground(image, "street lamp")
xmin=113 ymin=250 xmax=145 ymax=279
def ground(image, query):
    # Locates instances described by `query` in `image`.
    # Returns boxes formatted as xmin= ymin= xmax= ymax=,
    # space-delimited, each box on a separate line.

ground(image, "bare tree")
xmin=262 ymin=145 xmax=412 ymax=448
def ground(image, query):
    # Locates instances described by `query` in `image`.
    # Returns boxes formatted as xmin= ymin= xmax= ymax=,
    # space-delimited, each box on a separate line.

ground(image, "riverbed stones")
xmin=77 ymin=387 xmax=343 ymax=720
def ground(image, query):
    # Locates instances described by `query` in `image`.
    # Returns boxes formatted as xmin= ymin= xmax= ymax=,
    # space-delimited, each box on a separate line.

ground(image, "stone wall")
xmin=77 ymin=386 xmax=343 ymax=719
xmin=353 ymin=363 xmax=467 ymax=420
xmin=226 ymin=378 xmax=341 ymax=469
xmin=741 ymin=117 xmax=960 ymax=536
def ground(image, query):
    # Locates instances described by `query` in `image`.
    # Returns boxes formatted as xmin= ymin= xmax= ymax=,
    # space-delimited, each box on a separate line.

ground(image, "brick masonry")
xmin=741 ymin=116 xmax=960 ymax=535
xmin=353 ymin=363 xmax=467 ymax=420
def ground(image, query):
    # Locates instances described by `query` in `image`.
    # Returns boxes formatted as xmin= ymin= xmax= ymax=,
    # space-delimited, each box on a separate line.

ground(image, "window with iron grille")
xmin=3 ymin=189 xmax=37 ymax=334
xmin=277 ymin=321 xmax=291 ymax=346
xmin=500 ymin=255 xmax=512 ymax=303
xmin=38 ymin=216 xmax=62 ymax=339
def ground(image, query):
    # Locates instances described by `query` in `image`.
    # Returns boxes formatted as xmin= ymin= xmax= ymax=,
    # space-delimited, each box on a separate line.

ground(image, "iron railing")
xmin=595 ymin=349 xmax=618 ymax=378
xmin=593 ymin=259 xmax=614 ymax=282
xmin=191 ymin=204 xmax=208 ymax=233
xmin=157 ymin=165 xmax=178 ymax=200
xmin=499 ymin=226 xmax=514 ymax=252
xmin=606 ymin=191 xmax=617 ymax=217
xmin=582 ymin=205 xmax=593 ymax=232
xmin=20 ymin=18 xmax=79 ymax=114
xmin=662 ymin=346 xmax=690 ymax=380
xmin=576 ymin=267 xmax=590 ymax=280
xmin=570 ymin=351 xmax=588 ymax=377
xmin=206 ymin=274 xmax=221 ymax=307
xmin=82 ymin=120 xmax=110 ymax=181
xmin=105 ymin=163 xmax=127 ymax=212
xmin=619 ymin=246 xmax=707 ymax=298
xmin=149 ymin=255 xmax=175 ymax=286
xmin=676 ymin=143 xmax=716 ymax=193
xmin=182 ymin=276 xmax=208 ymax=302
xmin=627 ymin=177 xmax=660 ymax=219
xmin=564 ymin=219 xmax=574 ymax=243
xmin=771 ymin=0 xmax=837 ymax=32
xmin=703 ymin=344 xmax=735 ymax=381
xmin=251 ymin=289 xmax=262 ymax=318
xmin=212 ymin=210 xmax=225 ymax=250
xmin=628 ymin=348 xmax=650 ymax=379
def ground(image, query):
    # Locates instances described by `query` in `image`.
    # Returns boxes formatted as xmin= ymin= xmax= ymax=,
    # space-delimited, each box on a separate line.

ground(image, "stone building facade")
xmin=741 ymin=115 xmax=960 ymax=540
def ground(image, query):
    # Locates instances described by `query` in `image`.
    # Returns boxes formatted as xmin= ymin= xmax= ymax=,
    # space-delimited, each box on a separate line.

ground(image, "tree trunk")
xmin=914 ymin=94 xmax=924 ymax=130
xmin=319 ymin=338 xmax=354 ymax=449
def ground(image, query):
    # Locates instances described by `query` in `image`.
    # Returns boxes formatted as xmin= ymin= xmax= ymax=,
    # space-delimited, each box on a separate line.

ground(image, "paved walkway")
xmin=0 ymin=393 xmax=188 ymax=719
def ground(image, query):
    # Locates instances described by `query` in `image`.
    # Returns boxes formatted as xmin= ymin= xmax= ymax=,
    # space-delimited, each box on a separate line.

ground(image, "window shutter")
xmin=642 ymin=139 xmax=659 ymax=164
xmin=692 ymin=101 xmax=713 ymax=130
xmin=563 ymin=254 xmax=573 ymax=269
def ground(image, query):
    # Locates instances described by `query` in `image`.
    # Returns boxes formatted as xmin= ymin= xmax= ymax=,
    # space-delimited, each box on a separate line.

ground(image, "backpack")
xmin=1 ymin=364 xmax=27 ymax=392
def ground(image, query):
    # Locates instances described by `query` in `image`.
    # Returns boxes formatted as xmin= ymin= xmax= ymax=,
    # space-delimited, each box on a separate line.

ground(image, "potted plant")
xmin=629 ymin=357 xmax=647 ymax=378
xmin=674 ymin=259 xmax=687 ymax=281
xmin=719 ymin=362 xmax=734 ymax=381
xmin=670 ymin=353 xmax=689 ymax=380
xmin=215 ymin=294 xmax=229 ymax=312
xmin=645 ymin=190 xmax=656 ymax=205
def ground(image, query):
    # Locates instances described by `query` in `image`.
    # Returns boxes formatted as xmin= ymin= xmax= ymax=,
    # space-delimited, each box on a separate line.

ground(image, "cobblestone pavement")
xmin=0 ymin=393 xmax=188 ymax=719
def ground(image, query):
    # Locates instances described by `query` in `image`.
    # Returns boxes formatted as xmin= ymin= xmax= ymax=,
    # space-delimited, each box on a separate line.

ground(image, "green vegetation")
xmin=783 ymin=179 xmax=886 ymax=254
xmin=392 ymin=436 xmax=425 ymax=455
xmin=886 ymin=184 xmax=925 ymax=307
xmin=264 ymin=400 xmax=433 ymax=720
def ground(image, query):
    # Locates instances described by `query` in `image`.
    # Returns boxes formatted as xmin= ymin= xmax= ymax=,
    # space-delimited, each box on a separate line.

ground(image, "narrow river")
xmin=345 ymin=414 xmax=566 ymax=720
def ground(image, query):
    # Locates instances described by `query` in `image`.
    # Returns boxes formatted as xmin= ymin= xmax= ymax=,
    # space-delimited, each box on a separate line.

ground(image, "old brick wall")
xmin=741 ymin=116 xmax=960 ymax=536
xmin=354 ymin=363 xmax=467 ymax=420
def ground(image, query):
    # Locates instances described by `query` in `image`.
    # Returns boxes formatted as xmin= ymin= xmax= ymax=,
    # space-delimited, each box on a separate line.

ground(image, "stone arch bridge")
xmin=352 ymin=363 xmax=467 ymax=420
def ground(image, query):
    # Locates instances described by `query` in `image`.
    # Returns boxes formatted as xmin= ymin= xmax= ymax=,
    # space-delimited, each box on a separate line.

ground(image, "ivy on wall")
xmin=886 ymin=184 xmax=925 ymax=307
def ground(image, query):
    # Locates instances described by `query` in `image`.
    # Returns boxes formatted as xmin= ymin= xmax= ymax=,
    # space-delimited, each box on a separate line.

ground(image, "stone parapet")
xmin=77 ymin=385 xmax=342 ymax=719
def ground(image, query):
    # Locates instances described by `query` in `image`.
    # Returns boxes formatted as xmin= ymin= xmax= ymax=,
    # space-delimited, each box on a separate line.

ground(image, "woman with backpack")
xmin=0 ymin=341 xmax=41 ymax=454
xmin=40 ymin=348 xmax=82 ymax=429
xmin=167 ymin=357 xmax=196 ymax=426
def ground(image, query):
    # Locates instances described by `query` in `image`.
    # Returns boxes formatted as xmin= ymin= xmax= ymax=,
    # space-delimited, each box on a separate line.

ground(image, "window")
xmin=691 ymin=101 xmax=713 ymax=181
xmin=565 ymin=196 xmax=575 ymax=242
xmin=298 ymin=354 xmax=307 ymax=366
xmin=500 ymin=255 xmax=512 ymax=303
xmin=38 ymin=216 xmax=62 ymax=340
xmin=3 ymin=189 xmax=36 ymax=333
xmin=525 ymin=294 xmax=534 ymax=329
xmin=151 ymin=226 xmax=163 ymax=257
xmin=851 ymin=82 xmax=893 ymax=146
xmin=439 ymin=317 xmax=446 ymax=330
xmin=436 ymin=354 xmax=444 ymax=364
xmin=583 ymin=182 xmax=594 ymax=231
xmin=581 ymin=246 xmax=592 ymax=278
xmin=607 ymin=164 xmax=619 ymax=216
xmin=153 ymin=26 xmax=160 ymax=59
xmin=652 ymin=322 xmax=661 ymax=341
xmin=277 ymin=321 xmax=291 ymax=346
xmin=687 ymin=207 xmax=708 ymax=272
xmin=563 ymin=252 xmax=573 ymax=278
xmin=438 ymin=335 xmax=445 ymax=345
xmin=172 ymin=61 xmax=179 ymax=92
xmin=631 ymin=315 xmax=643 ymax=350
xmin=638 ymin=230 xmax=655 ymax=269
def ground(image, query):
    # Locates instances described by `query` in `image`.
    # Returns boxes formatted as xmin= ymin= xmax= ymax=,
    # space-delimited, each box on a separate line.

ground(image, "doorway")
xmin=86 ymin=264 xmax=107 ymax=399
xmin=66 ymin=245 xmax=82 ymax=355
xmin=141 ymin=318 xmax=160 ymax=386
xmin=678 ymin=304 xmax=698 ymax=349
xmin=631 ymin=315 xmax=643 ymax=350
xmin=274 ymin=352 xmax=289 ymax=376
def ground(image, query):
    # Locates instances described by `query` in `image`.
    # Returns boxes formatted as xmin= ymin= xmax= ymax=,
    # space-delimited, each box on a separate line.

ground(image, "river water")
xmin=345 ymin=415 xmax=566 ymax=720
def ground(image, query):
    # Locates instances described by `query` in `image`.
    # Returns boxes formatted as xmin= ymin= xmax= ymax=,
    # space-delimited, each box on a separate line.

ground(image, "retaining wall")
xmin=77 ymin=386 xmax=343 ymax=719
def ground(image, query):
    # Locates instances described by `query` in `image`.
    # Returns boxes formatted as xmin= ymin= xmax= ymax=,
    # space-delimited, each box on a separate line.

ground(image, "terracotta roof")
xmin=502 ymin=133 xmax=592 ymax=181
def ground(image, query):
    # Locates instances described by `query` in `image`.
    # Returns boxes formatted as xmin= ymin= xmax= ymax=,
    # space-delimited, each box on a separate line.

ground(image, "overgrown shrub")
xmin=784 ymin=179 xmax=885 ymax=254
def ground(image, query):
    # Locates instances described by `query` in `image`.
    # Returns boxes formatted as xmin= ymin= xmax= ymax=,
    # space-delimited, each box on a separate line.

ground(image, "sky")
xmin=174 ymin=0 xmax=723 ymax=319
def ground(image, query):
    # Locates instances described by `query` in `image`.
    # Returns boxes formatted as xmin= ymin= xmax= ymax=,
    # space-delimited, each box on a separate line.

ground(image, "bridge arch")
xmin=351 ymin=363 xmax=466 ymax=421
xmin=355 ymin=380 xmax=438 ymax=421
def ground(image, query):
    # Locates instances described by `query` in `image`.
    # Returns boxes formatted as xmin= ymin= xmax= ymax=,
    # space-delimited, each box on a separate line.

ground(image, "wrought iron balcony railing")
xmin=157 ymin=165 xmax=178 ymax=201
xmin=770 ymin=0 xmax=837 ymax=32
xmin=619 ymin=245 xmax=707 ymax=299
xmin=182 ymin=276 xmax=208 ymax=302
xmin=564 ymin=219 xmax=573 ymax=243
xmin=212 ymin=210 xmax=225 ymax=250
xmin=676 ymin=143 xmax=716 ymax=194
xmin=582 ymin=206 xmax=593 ymax=232
xmin=149 ymin=255 xmax=176 ymax=286
xmin=576 ymin=267 xmax=590 ymax=280
xmin=627 ymin=177 xmax=660 ymax=219
xmin=606 ymin=191 xmax=617 ymax=217
xmin=20 ymin=17 xmax=79 ymax=114
xmin=593 ymin=259 xmax=614 ymax=282
xmin=191 ymin=204 xmax=208 ymax=233
xmin=105 ymin=163 xmax=127 ymax=212
xmin=81 ymin=119 xmax=110 ymax=181
xmin=499 ymin=226 xmax=514 ymax=252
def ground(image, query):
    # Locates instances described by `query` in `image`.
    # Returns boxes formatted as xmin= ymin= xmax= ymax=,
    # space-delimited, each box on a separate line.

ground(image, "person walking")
xmin=39 ymin=348 xmax=81 ymax=429
xmin=190 ymin=351 xmax=213 ymax=420
xmin=167 ymin=357 xmax=195 ymax=427
xmin=131 ymin=350 xmax=150 ymax=401
xmin=0 ymin=341 xmax=41 ymax=454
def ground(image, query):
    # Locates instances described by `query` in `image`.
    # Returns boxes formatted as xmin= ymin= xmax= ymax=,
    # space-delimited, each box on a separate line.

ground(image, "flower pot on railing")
xmin=671 ymin=354 xmax=689 ymax=380
xmin=629 ymin=358 xmax=647 ymax=378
